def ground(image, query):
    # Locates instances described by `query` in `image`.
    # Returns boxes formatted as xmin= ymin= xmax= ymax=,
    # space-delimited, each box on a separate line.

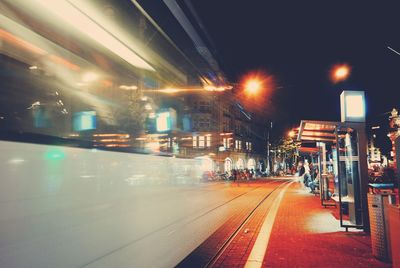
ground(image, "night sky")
xmin=191 ymin=1 xmax=400 ymax=136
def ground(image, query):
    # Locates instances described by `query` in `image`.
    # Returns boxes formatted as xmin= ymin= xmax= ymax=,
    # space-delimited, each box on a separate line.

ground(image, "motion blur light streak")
xmin=0 ymin=28 xmax=46 ymax=56
xmin=82 ymin=72 xmax=99 ymax=83
xmin=7 ymin=158 xmax=25 ymax=164
xmin=148 ymin=85 xmax=231 ymax=94
xmin=48 ymin=54 xmax=80 ymax=71
xmin=0 ymin=27 xmax=80 ymax=72
xmin=119 ymin=85 xmax=138 ymax=90
xmin=33 ymin=0 xmax=155 ymax=71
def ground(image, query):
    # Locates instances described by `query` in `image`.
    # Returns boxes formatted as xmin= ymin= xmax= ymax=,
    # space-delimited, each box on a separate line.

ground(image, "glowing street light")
xmin=239 ymin=71 xmax=275 ymax=100
xmin=330 ymin=64 xmax=351 ymax=83
xmin=244 ymin=79 xmax=262 ymax=96
xmin=288 ymin=130 xmax=296 ymax=137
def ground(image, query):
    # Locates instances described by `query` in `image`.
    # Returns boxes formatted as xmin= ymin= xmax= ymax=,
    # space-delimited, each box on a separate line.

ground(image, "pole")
xmin=266 ymin=121 xmax=272 ymax=175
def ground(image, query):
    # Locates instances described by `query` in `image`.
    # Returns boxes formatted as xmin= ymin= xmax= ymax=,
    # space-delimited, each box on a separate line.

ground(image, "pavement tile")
xmin=262 ymin=181 xmax=392 ymax=268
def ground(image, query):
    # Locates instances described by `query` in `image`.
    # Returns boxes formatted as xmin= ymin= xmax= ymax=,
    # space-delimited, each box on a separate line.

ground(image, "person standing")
xmin=303 ymin=159 xmax=311 ymax=186
xmin=298 ymin=161 xmax=305 ymax=183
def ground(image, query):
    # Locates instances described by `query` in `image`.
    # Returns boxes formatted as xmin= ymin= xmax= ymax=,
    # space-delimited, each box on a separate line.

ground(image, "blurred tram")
xmin=0 ymin=1 xmax=227 ymax=267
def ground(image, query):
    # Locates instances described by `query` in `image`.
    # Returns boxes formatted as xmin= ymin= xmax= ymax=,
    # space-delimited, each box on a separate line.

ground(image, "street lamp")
xmin=239 ymin=70 xmax=276 ymax=101
xmin=330 ymin=64 xmax=351 ymax=83
xmin=244 ymin=79 xmax=262 ymax=96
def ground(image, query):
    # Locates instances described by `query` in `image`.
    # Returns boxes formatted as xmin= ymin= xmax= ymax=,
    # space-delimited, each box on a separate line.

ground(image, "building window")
xmin=235 ymin=124 xmax=241 ymax=134
xmin=235 ymin=140 xmax=242 ymax=150
xmin=223 ymin=137 xmax=232 ymax=149
xmin=246 ymin=142 xmax=252 ymax=151
xmin=199 ymin=136 xmax=205 ymax=148
xmin=206 ymin=136 xmax=211 ymax=148
xmin=198 ymin=101 xmax=210 ymax=112
xmin=200 ymin=117 xmax=210 ymax=129
xmin=167 ymin=138 xmax=171 ymax=148
xmin=193 ymin=136 xmax=197 ymax=148
xmin=222 ymin=118 xmax=231 ymax=132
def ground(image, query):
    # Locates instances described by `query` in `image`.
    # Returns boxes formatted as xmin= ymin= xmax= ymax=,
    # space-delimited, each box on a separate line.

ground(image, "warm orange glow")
xmin=159 ymin=88 xmax=180 ymax=94
xmin=93 ymin=133 xmax=130 ymax=138
xmin=204 ymin=85 xmax=232 ymax=92
xmin=48 ymin=55 xmax=80 ymax=71
xmin=330 ymin=64 xmax=351 ymax=83
xmin=239 ymin=71 xmax=275 ymax=99
xmin=288 ymin=130 xmax=296 ymax=137
xmin=0 ymin=29 xmax=46 ymax=55
xmin=0 ymin=29 xmax=81 ymax=72
xmin=244 ymin=79 xmax=262 ymax=95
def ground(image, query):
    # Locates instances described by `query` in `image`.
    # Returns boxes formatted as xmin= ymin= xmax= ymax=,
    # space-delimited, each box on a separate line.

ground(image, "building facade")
xmin=139 ymin=90 xmax=267 ymax=174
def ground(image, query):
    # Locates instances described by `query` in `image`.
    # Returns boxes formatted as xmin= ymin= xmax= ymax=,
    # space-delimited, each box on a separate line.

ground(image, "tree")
xmin=274 ymin=136 xmax=300 ymax=173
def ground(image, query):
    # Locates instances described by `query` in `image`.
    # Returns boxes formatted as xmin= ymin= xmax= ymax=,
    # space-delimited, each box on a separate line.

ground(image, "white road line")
xmin=244 ymin=182 xmax=293 ymax=268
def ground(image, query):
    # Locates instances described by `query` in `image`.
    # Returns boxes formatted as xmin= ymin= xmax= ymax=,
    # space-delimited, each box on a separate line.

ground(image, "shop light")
xmin=33 ymin=0 xmax=154 ymax=71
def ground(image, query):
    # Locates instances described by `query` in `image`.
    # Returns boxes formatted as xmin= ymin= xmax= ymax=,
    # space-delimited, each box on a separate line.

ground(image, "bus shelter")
xmin=298 ymin=120 xmax=369 ymax=231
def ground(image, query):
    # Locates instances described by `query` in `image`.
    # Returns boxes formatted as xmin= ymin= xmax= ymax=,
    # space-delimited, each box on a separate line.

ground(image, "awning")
xmin=298 ymin=147 xmax=320 ymax=153
xmin=297 ymin=120 xmax=339 ymax=143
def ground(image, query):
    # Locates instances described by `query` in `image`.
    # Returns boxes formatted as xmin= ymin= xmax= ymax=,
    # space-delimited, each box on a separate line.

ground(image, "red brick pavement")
xmin=262 ymin=182 xmax=392 ymax=268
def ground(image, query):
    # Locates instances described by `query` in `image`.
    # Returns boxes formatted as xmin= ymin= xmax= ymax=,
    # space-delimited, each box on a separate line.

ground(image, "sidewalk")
xmin=262 ymin=181 xmax=392 ymax=268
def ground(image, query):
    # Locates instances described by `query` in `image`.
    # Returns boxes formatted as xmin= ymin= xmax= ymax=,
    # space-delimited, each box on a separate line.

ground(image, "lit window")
xmin=199 ymin=136 xmax=205 ymax=148
xmin=193 ymin=136 xmax=197 ymax=148
xmin=206 ymin=136 xmax=211 ymax=147
xmin=167 ymin=138 xmax=171 ymax=148
xmin=235 ymin=140 xmax=242 ymax=150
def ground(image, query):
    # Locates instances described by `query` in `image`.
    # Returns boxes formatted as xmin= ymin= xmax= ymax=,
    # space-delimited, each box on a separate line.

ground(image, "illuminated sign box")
xmin=340 ymin=91 xmax=366 ymax=123
xmin=73 ymin=111 xmax=96 ymax=131
xmin=156 ymin=108 xmax=177 ymax=132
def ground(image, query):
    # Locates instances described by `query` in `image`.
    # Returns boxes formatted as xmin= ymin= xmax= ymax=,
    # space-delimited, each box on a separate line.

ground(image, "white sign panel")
xmin=340 ymin=90 xmax=366 ymax=122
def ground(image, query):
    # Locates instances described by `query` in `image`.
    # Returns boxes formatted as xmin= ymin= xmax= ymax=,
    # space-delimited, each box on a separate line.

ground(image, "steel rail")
xmin=204 ymin=180 xmax=291 ymax=268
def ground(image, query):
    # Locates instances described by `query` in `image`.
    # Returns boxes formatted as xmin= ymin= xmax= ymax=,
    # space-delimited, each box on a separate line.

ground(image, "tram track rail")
xmin=82 ymin=180 xmax=282 ymax=268
xmin=203 ymin=180 xmax=291 ymax=268
xmin=204 ymin=180 xmax=291 ymax=267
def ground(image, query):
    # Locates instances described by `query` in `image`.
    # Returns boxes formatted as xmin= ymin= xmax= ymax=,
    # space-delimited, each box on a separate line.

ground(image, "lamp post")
xmin=266 ymin=121 xmax=272 ymax=175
